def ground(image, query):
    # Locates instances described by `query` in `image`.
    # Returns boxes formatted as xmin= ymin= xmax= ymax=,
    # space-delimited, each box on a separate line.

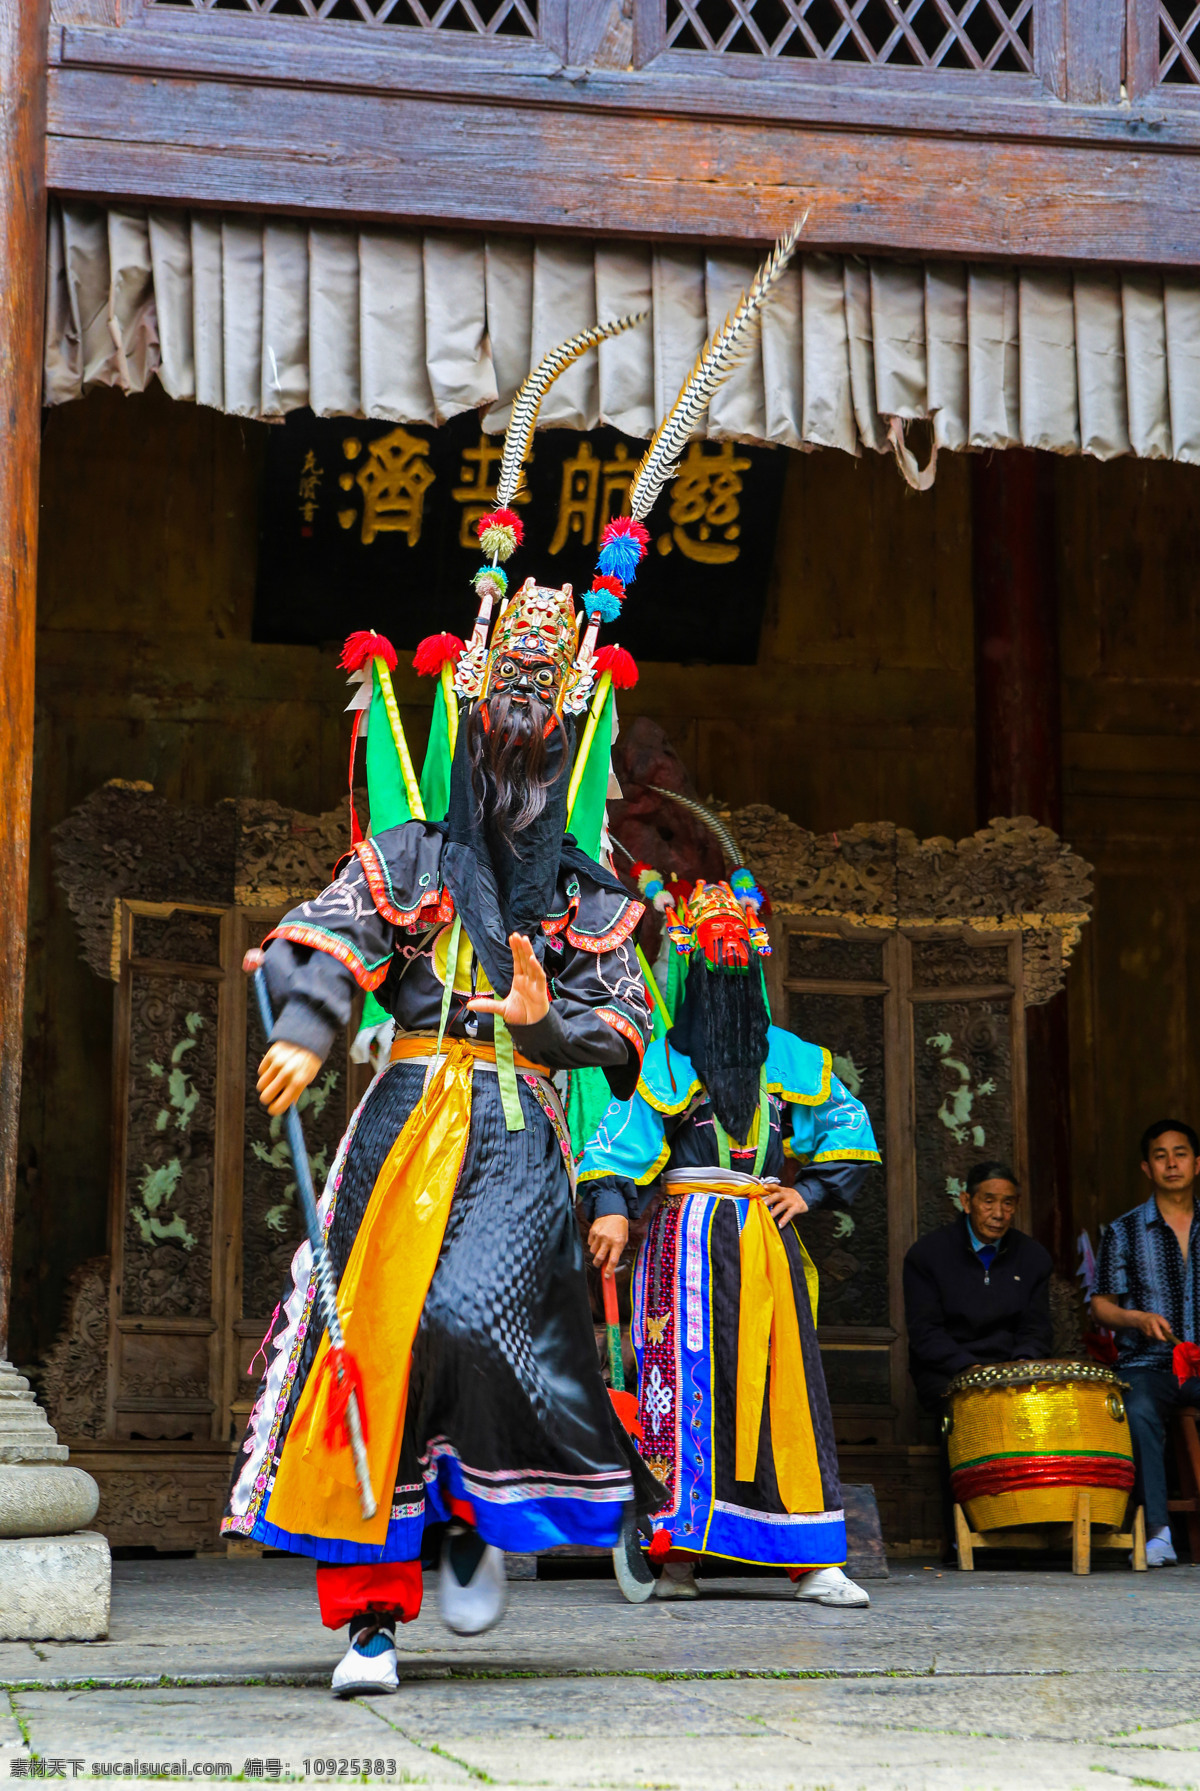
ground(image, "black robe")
xmin=221 ymin=821 xmax=664 ymax=1562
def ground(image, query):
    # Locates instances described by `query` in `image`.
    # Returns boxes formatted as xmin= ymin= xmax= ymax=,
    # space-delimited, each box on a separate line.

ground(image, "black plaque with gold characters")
xmin=254 ymin=411 xmax=786 ymax=664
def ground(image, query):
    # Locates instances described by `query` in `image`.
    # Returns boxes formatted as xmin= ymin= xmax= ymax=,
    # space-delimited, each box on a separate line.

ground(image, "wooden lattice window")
xmin=146 ymin=0 xmax=540 ymax=39
xmin=664 ymin=0 xmax=1033 ymax=67
xmin=1159 ymin=0 xmax=1200 ymax=82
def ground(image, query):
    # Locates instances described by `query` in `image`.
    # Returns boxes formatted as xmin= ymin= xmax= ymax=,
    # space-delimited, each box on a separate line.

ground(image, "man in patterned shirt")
xmin=1092 ymin=1119 xmax=1200 ymax=1567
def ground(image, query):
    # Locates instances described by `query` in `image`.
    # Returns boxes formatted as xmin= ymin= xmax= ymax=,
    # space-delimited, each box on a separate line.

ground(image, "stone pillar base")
xmin=0 ymin=1531 xmax=111 ymax=1640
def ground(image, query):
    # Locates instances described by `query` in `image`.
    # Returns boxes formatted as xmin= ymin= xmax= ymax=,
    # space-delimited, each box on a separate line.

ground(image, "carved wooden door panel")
xmin=107 ymin=900 xmax=232 ymax=1446
xmin=768 ymin=922 xmax=899 ymax=1441
xmin=766 ymin=918 xmax=1027 ymax=1542
xmin=64 ymin=898 xmax=363 ymax=1549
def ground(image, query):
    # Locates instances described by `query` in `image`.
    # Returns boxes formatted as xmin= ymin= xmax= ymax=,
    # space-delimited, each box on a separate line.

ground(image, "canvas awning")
xmin=44 ymin=199 xmax=1200 ymax=472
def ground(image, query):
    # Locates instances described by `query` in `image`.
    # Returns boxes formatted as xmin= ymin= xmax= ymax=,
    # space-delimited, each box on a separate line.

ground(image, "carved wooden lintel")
xmin=730 ymin=808 xmax=1093 ymax=1006
xmin=53 ymin=782 xmax=355 ymax=981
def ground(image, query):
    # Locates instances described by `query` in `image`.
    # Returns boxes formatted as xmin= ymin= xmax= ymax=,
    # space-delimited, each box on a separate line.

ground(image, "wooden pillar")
xmin=971 ymin=450 xmax=1072 ymax=1272
xmin=0 ymin=0 xmax=50 ymax=1353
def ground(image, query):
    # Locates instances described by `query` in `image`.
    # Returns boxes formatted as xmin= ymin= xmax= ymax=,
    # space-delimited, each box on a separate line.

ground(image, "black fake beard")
xmin=669 ymin=961 xmax=770 ymax=1143
xmin=467 ymin=689 xmax=562 ymax=855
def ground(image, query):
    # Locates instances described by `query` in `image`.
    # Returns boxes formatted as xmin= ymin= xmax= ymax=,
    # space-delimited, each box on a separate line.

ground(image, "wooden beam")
xmin=55 ymin=23 xmax=1174 ymax=154
xmin=972 ymin=450 xmax=1073 ymax=1273
xmin=973 ymin=453 xmax=1063 ymax=832
xmin=1062 ymin=0 xmax=1126 ymax=105
xmin=43 ymin=62 xmax=1200 ymax=265
xmin=0 ymin=0 xmax=50 ymax=1354
xmin=1040 ymin=0 xmax=1126 ymax=104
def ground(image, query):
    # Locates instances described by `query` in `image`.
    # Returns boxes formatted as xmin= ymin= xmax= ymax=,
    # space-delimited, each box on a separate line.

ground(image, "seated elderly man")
xmin=1091 ymin=1119 xmax=1200 ymax=1569
xmin=904 ymin=1161 xmax=1053 ymax=1412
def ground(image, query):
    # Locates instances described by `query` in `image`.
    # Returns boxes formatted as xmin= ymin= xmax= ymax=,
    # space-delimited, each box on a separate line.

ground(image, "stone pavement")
xmin=0 ymin=1556 xmax=1198 ymax=1788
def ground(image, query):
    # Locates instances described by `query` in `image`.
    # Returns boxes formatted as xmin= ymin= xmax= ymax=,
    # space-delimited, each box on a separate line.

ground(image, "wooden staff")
xmin=253 ymin=970 xmax=376 ymax=1521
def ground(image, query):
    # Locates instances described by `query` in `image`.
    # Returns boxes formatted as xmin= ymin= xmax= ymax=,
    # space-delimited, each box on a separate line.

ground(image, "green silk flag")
xmin=359 ymin=668 xmax=413 ymax=1040
xmin=664 ymin=938 xmax=687 ymax=1023
xmin=567 ymin=1065 xmax=614 ymax=1163
xmin=566 ymin=684 xmax=614 ymax=860
xmin=364 ymin=671 xmax=413 ymax=834
xmin=418 ymin=677 xmax=455 ymax=823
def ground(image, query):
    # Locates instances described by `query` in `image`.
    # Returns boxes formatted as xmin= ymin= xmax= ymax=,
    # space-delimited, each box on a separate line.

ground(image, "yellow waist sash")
xmin=265 ymin=1040 xmax=477 ymax=1546
xmin=389 ymin=1034 xmax=552 ymax=1077
xmin=663 ymin=1171 xmax=823 ymax=1516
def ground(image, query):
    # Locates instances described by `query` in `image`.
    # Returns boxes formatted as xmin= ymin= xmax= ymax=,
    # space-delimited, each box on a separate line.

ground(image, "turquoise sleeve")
xmin=786 ymin=1073 xmax=881 ymax=1165
xmin=578 ymin=1089 xmax=670 ymax=1187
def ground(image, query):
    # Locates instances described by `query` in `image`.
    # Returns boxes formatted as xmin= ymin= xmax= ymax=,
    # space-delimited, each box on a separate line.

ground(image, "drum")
xmin=945 ymin=1360 xmax=1135 ymax=1531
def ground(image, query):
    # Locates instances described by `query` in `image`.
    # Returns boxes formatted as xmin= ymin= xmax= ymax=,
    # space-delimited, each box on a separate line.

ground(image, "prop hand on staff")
xmin=466 ymin=933 xmax=551 ymax=1027
xmin=257 ymin=1042 xmax=322 ymax=1116
xmin=589 ymin=1215 xmax=629 ymax=1272
xmin=762 ymin=1185 xmax=809 ymax=1229
xmin=244 ymin=951 xmax=323 ymax=1114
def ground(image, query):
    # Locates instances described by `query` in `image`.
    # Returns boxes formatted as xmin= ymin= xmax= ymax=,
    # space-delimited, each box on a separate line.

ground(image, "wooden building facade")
xmin=5 ymin=0 xmax=1200 ymax=1550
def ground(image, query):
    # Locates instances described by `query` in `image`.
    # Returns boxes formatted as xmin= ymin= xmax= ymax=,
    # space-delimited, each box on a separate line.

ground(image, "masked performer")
xmin=221 ymin=556 xmax=676 ymax=1694
xmin=578 ymin=818 xmax=881 ymax=1608
xmin=221 ymin=224 xmax=806 ymax=1693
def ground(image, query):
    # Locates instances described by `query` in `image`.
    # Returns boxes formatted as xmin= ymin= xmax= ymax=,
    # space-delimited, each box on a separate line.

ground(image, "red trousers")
xmin=315 ymin=1498 xmax=477 ymax=1630
xmin=316 ymin=1559 xmax=423 ymax=1629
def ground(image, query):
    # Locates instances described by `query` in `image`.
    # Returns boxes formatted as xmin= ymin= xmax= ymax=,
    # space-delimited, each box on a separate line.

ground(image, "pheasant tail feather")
xmin=628 ymin=216 xmax=808 ymax=522
xmin=497 ymin=311 xmax=650 ymax=509
xmin=648 ymin=784 xmax=743 ymax=867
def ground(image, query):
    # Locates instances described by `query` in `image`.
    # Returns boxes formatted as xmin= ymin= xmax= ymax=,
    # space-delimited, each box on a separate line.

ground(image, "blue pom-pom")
xmin=584 ymin=588 xmax=622 ymax=623
xmin=598 ymin=537 xmax=644 ymax=585
xmin=730 ymin=866 xmax=764 ymax=907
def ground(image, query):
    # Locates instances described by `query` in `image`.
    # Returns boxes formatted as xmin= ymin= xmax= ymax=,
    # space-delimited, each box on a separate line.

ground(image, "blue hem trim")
xmin=653 ymin=1510 xmax=847 ymax=1570
xmin=245 ymin=1453 xmax=628 ymax=1562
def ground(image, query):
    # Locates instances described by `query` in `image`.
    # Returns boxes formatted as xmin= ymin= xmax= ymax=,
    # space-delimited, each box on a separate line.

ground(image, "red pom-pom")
xmin=600 ymin=516 xmax=650 ymax=550
xmin=594 ymin=644 xmax=639 ymax=690
xmin=629 ymin=860 xmax=655 ymax=881
xmin=665 ymin=878 xmax=693 ymax=905
xmin=412 ymin=632 xmax=466 ymax=678
xmin=475 ymin=508 xmax=525 ymax=546
xmin=339 ymin=630 xmax=397 ymax=673
xmin=589 ymin=573 xmax=626 ymax=602
xmin=647 ymin=1529 xmax=674 ymax=1563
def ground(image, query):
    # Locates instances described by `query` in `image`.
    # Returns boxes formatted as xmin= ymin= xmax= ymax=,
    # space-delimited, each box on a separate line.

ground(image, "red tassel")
xmin=413 ymin=632 xmax=466 ymax=678
xmin=594 ymin=644 xmax=639 ymax=690
xmin=647 ymin=1528 xmax=673 ymax=1562
xmin=475 ymin=507 xmax=525 ymax=545
xmin=599 ymin=516 xmax=650 ymax=551
xmin=1174 ymin=1340 xmax=1200 ymax=1384
xmin=318 ymin=1346 xmax=370 ymax=1454
xmin=1084 ymin=1326 xmax=1119 ymax=1366
xmin=608 ymin=1388 xmax=644 ymax=1442
xmin=347 ymin=709 xmax=364 ymax=847
xmin=589 ymin=573 xmax=626 ymax=602
xmin=339 ymin=630 xmax=397 ymax=674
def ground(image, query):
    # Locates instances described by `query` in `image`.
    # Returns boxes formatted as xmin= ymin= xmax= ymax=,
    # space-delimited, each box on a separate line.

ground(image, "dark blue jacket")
xmin=903 ymin=1214 xmax=1053 ymax=1408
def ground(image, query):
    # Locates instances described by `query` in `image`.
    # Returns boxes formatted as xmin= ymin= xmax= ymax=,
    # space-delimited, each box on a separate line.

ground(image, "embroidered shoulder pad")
xmin=355 ymin=823 xmax=453 ymax=928
xmin=765 ymin=1025 xmax=832 ymax=1107
xmin=556 ymin=872 xmax=643 ymax=955
xmin=636 ymin=1040 xmax=704 ymax=1115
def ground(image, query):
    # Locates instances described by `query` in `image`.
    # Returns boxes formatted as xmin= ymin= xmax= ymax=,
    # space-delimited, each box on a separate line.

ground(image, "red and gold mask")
xmin=664 ymin=878 xmax=771 ymax=970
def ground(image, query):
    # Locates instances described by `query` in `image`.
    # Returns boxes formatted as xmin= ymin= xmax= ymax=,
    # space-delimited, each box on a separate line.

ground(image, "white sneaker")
xmin=792 ymin=1566 xmax=871 ymax=1607
xmin=331 ymin=1622 xmax=399 ymax=1697
xmin=654 ymin=1558 xmax=699 ymax=1600
xmin=438 ymin=1523 xmax=507 ymax=1636
xmin=1146 ymin=1530 xmax=1178 ymax=1568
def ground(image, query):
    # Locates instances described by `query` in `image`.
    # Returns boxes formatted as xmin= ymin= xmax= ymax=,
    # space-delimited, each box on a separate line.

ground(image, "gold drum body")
xmin=945 ymin=1361 xmax=1135 ymax=1532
